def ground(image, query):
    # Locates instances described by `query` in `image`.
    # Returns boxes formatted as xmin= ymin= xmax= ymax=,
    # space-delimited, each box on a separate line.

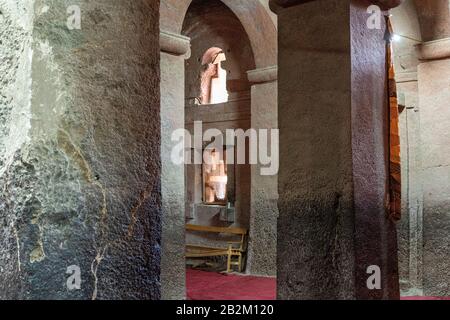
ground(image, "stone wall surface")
xmin=396 ymin=81 xmax=423 ymax=295
xmin=391 ymin=0 xmax=450 ymax=297
xmin=0 ymin=0 xmax=35 ymax=299
xmin=391 ymin=0 xmax=423 ymax=296
xmin=414 ymin=0 xmax=450 ymax=42
xmin=160 ymin=51 xmax=186 ymax=300
xmin=351 ymin=0 xmax=399 ymax=299
xmin=247 ymin=80 xmax=278 ymax=277
xmin=392 ymin=0 xmax=450 ymax=297
xmin=0 ymin=0 xmax=161 ymax=300
xmin=4 ymin=0 xmax=448 ymax=301
xmin=277 ymin=0 xmax=356 ymax=299
xmin=418 ymin=57 xmax=450 ymax=296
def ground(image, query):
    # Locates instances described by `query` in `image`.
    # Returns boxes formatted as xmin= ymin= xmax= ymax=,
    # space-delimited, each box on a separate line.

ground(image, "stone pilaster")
xmin=160 ymin=30 xmax=190 ymax=300
xmin=246 ymin=66 xmax=278 ymax=276
xmin=416 ymin=37 xmax=450 ymax=296
xmin=396 ymin=71 xmax=424 ymax=296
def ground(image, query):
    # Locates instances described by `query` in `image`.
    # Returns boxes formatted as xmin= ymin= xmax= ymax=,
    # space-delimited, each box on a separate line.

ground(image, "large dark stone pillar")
xmin=273 ymin=0 xmax=401 ymax=299
xmin=0 ymin=0 xmax=161 ymax=299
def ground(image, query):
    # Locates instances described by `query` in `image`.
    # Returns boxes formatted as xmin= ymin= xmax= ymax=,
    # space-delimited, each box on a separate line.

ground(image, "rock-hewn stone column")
xmin=160 ymin=30 xmax=190 ymax=300
xmin=273 ymin=0 xmax=402 ymax=299
xmin=246 ymin=66 xmax=278 ymax=276
xmin=0 ymin=0 xmax=161 ymax=299
xmin=416 ymin=37 xmax=450 ymax=296
xmin=395 ymin=72 xmax=424 ymax=296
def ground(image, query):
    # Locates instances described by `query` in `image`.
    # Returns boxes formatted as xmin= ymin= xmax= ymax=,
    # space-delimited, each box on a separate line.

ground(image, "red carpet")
xmin=186 ymin=269 xmax=276 ymax=300
xmin=401 ymin=296 xmax=450 ymax=300
xmin=186 ymin=269 xmax=450 ymax=300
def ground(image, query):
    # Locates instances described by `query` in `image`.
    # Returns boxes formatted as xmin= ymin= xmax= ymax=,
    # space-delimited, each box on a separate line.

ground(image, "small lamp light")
xmin=392 ymin=34 xmax=402 ymax=42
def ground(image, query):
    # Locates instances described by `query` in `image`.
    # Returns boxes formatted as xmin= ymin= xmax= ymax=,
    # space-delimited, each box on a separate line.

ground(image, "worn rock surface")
xmin=247 ymin=80 xmax=278 ymax=277
xmin=0 ymin=0 xmax=161 ymax=299
xmin=277 ymin=0 xmax=355 ymax=299
xmin=0 ymin=0 xmax=35 ymax=299
xmin=419 ymin=57 xmax=450 ymax=296
xmin=277 ymin=0 xmax=399 ymax=299
xmin=160 ymin=51 xmax=186 ymax=300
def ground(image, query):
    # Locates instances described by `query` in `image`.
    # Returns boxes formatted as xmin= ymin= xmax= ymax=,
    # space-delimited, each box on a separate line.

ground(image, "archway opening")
xmin=183 ymin=0 xmax=255 ymax=107
xmin=181 ymin=0 xmax=274 ymax=300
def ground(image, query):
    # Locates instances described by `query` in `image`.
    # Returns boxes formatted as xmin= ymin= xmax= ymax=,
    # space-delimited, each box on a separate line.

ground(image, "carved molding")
xmin=416 ymin=37 xmax=450 ymax=61
xmin=247 ymin=66 xmax=278 ymax=84
xmin=160 ymin=30 xmax=191 ymax=56
xmin=395 ymin=71 xmax=418 ymax=83
xmin=369 ymin=0 xmax=403 ymax=10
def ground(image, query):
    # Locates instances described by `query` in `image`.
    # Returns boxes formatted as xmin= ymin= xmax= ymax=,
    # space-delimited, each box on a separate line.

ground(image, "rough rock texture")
xmin=351 ymin=0 xmax=400 ymax=300
xmin=392 ymin=0 xmax=450 ymax=296
xmin=418 ymin=57 xmax=450 ymax=296
xmin=0 ymin=0 xmax=161 ymax=300
xmin=0 ymin=0 xmax=35 ymax=299
xmin=0 ymin=0 xmax=33 ymax=172
xmin=278 ymin=1 xmax=355 ymax=299
xmin=391 ymin=0 xmax=450 ymax=297
xmin=160 ymin=51 xmax=186 ymax=300
xmin=414 ymin=0 xmax=450 ymax=42
xmin=391 ymin=0 xmax=423 ymax=296
xmin=247 ymin=80 xmax=278 ymax=277
xmin=396 ymin=81 xmax=423 ymax=295
xmin=277 ymin=0 xmax=399 ymax=300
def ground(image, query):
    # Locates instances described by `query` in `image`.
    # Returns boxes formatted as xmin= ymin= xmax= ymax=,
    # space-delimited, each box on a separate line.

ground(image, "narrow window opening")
xmin=203 ymin=148 xmax=228 ymax=205
xmin=199 ymin=47 xmax=229 ymax=105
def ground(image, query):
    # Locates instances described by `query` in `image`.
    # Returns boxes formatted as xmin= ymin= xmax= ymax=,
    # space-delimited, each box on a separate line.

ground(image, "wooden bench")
xmin=186 ymin=224 xmax=248 ymax=273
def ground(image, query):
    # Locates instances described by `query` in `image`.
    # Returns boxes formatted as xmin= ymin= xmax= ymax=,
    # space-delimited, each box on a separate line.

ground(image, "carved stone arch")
xmin=161 ymin=0 xmax=277 ymax=68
